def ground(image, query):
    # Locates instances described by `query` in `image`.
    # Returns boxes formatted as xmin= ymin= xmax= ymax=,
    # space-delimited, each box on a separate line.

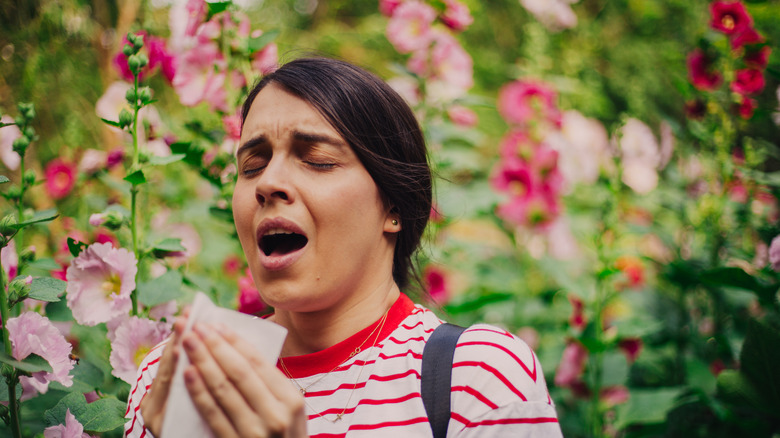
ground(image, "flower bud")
xmin=23 ymin=126 xmax=35 ymax=140
xmin=17 ymin=102 xmax=35 ymax=120
xmin=138 ymin=87 xmax=153 ymax=104
xmin=5 ymin=185 xmax=21 ymax=201
xmin=0 ymin=214 xmax=18 ymax=236
xmin=125 ymin=88 xmax=137 ymax=105
xmin=12 ymin=136 xmax=29 ymax=155
xmin=119 ymin=108 xmax=133 ymax=128
xmin=104 ymin=210 xmax=126 ymax=230
xmin=19 ymin=245 xmax=36 ymax=263
xmin=127 ymin=54 xmax=142 ymax=74
xmin=138 ymin=150 xmax=152 ymax=164
xmin=23 ymin=169 xmax=35 ymax=186
xmin=122 ymin=44 xmax=135 ymax=57
xmin=136 ymin=53 xmax=149 ymax=69
xmin=7 ymin=276 xmax=31 ymax=303
xmin=132 ymin=34 xmax=144 ymax=50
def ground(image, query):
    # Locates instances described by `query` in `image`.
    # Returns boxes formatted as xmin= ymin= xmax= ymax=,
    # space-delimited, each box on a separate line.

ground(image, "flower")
xmin=496 ymin=189 xmax=560 ymax=229
xmin=498 ymin=79 xmax=561 ymax=128
xmin=65 ymin=242 xmax=137 ymax=326
xmin=238 ymin=268 xmax=266 ymax=314
xmin=569 ymin=295 xmax=586 ymax=330
xmin=250 ymin=30 xmax=279 ymax=75
xmin=441 ymin=0 xmax=473 ymax=32
xmin=554 ymin=341 xmax=587 ymax=387
xmin=520 ymin=0 xmax=579 ymax=32
xmin=709 ymin=1 xmax=753 ymax=36
xmin=618 ymin=338 xmax=643 ymax=363
xmin=416 ymin=30 xmax=474 ymax=101
xmin=45 ymin=159 xmax=77 ymax=200
xmin=43 ymin=409 xmax=94 ymax=438
xmin=730 ymin=68 xmax=765 ymax=95
xmin=0 ymin=114 xmax=22 ymax=170
xmin=616 ymin=118 xmax=661 ymax=194
xmin=379 ymin=0 xmax=403 ymax=17
xmin=547 ymin=110 xmax=610 ymax=186
xmin=172 ymin=41 xmax=228 ymax=111
xmin=744 ymin=45 xmax=771 ymax=69
xmin=601 ymin=385 xmax=630 ymax=407
xmin=423 ymin=264 xmax=450 ymax=303
xmin=386 ymin=1 xmax=437 ymax=54
xmin=738 ymin=95 xmax=757 ymax=119
xmin=1 ymin=238 xmax=18 ymax=281
xmin=7 ymin=312 xmax=74 ymax=395
xmin=113 ymin=32 xmax=176 ymax=83
xmin=109 ymin=316 xmax=171 ymax=384
xmin=687 ymin=49 xmax=722 ymax=91
xmin=615 ymin=255 xmax=645 ymax=288
xmin=447 ymin=105 xmax=478 ymax=127
xmin=731 ymin=27 xmax=763 ymax=50
xmin=769 ymin=235 xmax=780 ymax=271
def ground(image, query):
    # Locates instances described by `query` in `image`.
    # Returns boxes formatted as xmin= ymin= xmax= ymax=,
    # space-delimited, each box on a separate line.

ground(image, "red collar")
xmin=277 ymin=293 xmax=416 ymax=378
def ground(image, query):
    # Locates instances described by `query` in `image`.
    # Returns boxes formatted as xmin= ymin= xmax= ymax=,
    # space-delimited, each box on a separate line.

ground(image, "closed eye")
xmin=305 ymin=161 xmax=336 ymax=170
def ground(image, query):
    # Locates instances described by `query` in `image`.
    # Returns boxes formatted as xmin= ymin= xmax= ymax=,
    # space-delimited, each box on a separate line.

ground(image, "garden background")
xmin=1 ymin=0 xmax=779 ymax=436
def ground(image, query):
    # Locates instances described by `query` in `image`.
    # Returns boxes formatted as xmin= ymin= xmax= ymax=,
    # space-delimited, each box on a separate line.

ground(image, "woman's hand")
xmin=139 ymin=312 xmax=189 ymax=437
xmin=181 ymin=322 xmax=308 ymax=438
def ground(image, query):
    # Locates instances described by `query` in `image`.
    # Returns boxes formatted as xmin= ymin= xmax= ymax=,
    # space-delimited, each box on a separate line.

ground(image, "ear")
xmin=384 ymin=209 xmax=401 ymax=233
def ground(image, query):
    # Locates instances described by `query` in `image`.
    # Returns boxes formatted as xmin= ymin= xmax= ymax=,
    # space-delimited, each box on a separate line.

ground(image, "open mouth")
xmin=260 ymin=231 xmax=308 ymax=256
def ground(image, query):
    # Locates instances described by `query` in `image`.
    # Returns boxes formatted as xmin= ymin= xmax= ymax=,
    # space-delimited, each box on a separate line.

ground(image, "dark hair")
xmin=241 ymin=57 xmax=432 ymax=290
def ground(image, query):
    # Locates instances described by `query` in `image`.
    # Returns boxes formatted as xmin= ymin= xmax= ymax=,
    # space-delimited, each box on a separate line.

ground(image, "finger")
xmin=183 ymin=365 xmax=240 ymax=438
xmin=140 ymin=323 xmax=182 ymax=435
xmin=183 ymin=326 xmax=263 ymax=436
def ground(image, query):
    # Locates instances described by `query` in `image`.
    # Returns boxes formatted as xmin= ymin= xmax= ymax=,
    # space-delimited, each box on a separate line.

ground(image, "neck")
xmin=274 ymin=276 xmax=400 ymax=357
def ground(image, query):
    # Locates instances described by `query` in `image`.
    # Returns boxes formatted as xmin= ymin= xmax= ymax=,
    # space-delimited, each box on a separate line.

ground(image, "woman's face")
xmin=233 ymin=83 xmax=397 ymax=313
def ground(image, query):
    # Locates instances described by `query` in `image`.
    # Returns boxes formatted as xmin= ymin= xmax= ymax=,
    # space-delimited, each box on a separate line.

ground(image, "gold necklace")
xmin=279 ymin=309 xmax=390 ymax=422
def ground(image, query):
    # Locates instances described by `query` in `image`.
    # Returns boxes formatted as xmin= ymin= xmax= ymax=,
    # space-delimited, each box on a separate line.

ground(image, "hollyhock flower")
xmin=238 ymin=268 xmax=266 ymax=314
xmin=615 ymin=255 xmax=645 ymax=288
xmin=569 ymin=295 xmax=586 ymax=330
xmin=687 ymin=49 xmax=722 ymax=91
xmin=387 ymin=76 xmax=421 ymax=107
xmin=618 ymin=338 xmax=643 ymax=363
xmin=146 ymin=36 xmax=177 ymax=83
xmin=149 ymin=300 xmax=178 ymax=321
xmin=423 ymin=264 xmax=449 ymax=303
xmin=110 ymin=316 xmax=171 ymax=384
xmin=738 ymin=96 xmax=757 ymax=119
xmin=548 ymin=110 xmax=610 ymax=186
xmin=447 ymin=105 xmax=478 ymax=127
xmin=66 ymin=242 xmax=137 ymax=326
xmin=78 ymin=149 xmax=107 ymax=175
xmin=95 ymin=81 xmax=130 ymax=128
xmin=45 ymin=159 xmax=77 ymax=200
xmin=386 ymin=1 xmax=437 ymax=54
xmin=769 ymin=235 xmax=780 ymax=271
xmin=223 ymin=114 xmax=243 ymax=141
xmin=545 ymin=217 xmax=580 ymax=260
xmin=515 ymin=327 xmax=540 ymax=350
xmin=744 ymin=45 xmax=771 ymax=69
xmin=709 ymin=1 xmax=753 ymax=36
xmin=441 ymin=0 xmax=473 ymax=32
xmin=601 ymin=385 xmax=630 ymax=407
xmin=43 ymin=409 xmax=94 ymax=438
xmin=731 ymin=68 xmax=765 ymax=95
xmin=7 ymin=312 xmax=74 ymax=394
xmin=88 ymin=213 xmax=106 ymax=227
xmin=1 ymin=239 xmax=18 ymax=281
xmin=731 ymin=27 xmax=763 ymax=50
xmin=172 ymin=41 xmax=228 ymax=111
xmin=492 ymin=156 xmax=535 ymax=195
xmin=379 ymin=0 xmax=403 ymax=17
xmin=554 ymin=341 xmax=587 ymax=387
xmin=520 ymin=0 xmax=579 ymax=32
xmin=496 ymin=189 xmax=560 ymax=228
xmin=498 ymin=79 xmax=561 ymax=128
xmin=0 ymin=114 xmax=22 ymax=170
xmin=409 ymin=30 xmax=474 ymax=102
xmin=617 ymin=118 xmax=660 ymax=194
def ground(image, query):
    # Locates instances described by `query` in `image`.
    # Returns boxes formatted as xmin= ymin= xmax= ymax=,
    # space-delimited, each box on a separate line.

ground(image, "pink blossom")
xmin=423 ymin=264 xmax=449 ymax=303
xmin=616 ymin=118 xmax=661 ymax=194
xmin=95 ymin=81 xmax=130 ymax=130
xmin=109 ymin=316 xmax=171 ymax=384
xmin=45 ymin=159 xmax=77 ymax=200
xmin=618 ymin=338 xmax=643 ymax=363
xmin=447 ymin=105 xmax=478 ymax=127
xmin=7 ymin=312 xmax=74 ymax=395
xmin=769 ymin=235 xmax=780 ymax=271
xmin=43 ymin=409 xmax=94 ymax=438
xmin=146 ymin=36 xmax=177 ymax=83
xmin=379 ymin=0 xmax=403 ymax=17
xmin=441 ymin=0 xmax=473 ymax=32
xmin=498 ymin=79 xmax=561 ymax=128
xmin=554 ymin=341 xmax=587 ymax=387
xmin=184 ymin=0 xmax=208 ymax=37
xmin=416 ymin=31 xmax=473 ymax=101
xmin=238 ymin=268 xmax=266 ymax=314
xmin=601 ymin=385 xmax=630 ymax=407
xmin=709 ymin=0 xmax=753 ymax=36
xmin=387 ymin=76 xmax=422 ymax=107
xmin=545 ymin=217 xmax=580 ymax=260
xmin=78 ymin=149 xmax=107 ymax=175
xmin=149 ymin=300 xmax=178 ymax=321
xmin=386 ymin=1 xmax=437 ymax=54
xmin=548 ymin=110 xmax=610 ymax=186
xmin=65 ymin=242 xmax=137 ymax=326
xmin=496 ymin=189 xmax=560 ymax=229
xmin=492 ymin=156 xmax=534 ymax=195
xmin=251 ymin=41 xmax=279 ymax=75
xmin=520 ymin=0 xmax=579 ymax=32
xmin=731 ymin=27 xmax=763 ymax=50
xmin=744 ymin=45 xmax=771 ymax=69
xmin=223 ymin=114 xmax=243 ymax=141
xmin=88 ymin=213 xmax=106 ymax=227
xmin=687 ymin=49 xmax=722 ymax=91
xmin=172 ymin=41 xmax=228 ymax=111
xmin=730 ymin=68 xmax=765 ymax=95
xmin=222 ymin=254 xmax=243 ymax=277
xmin=107 ymin=148 xmax=125 ymax=169
xmin=569 ymin=295 xmax=586 ymax=330
xmin=0 ymin=114 xmax=22 ymax=170
xmin=738 ymin=95 xmax=757 ymax=119
xmin=1 ymin=239 xmax=18 ymax=281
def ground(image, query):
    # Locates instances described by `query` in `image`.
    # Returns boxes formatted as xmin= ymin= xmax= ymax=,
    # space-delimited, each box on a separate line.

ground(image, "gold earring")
xmin=392 ymin=219 xmax=398 ymax=226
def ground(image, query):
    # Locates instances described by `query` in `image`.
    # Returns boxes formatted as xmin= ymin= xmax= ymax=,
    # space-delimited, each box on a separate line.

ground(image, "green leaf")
xmin=137 ymin=269 xmax=184 ymax=307
xmin=44 ymin=392 xmax=88 ymax=427
xmin=443 ymin=292 xmax=514 ymax=314
xmin=26 ymin=257 xmax=62 ymax=272
xmin=67 ymin=237 xmax=88 ymax=257
xmin=0 ymin=378 xmax=22 ymax=402
xmin=206 ymin=0 xmax=231 ymax=18
xmin=81 ymin=397 xmax=127 ymax=433
xmin=28 ymin=276 xmax=66 ymax=302
xmin=247 ymin=30 xmax=280 ymax=53
xmin=739 ymin=319 xmax=780 ymax=411
xmin=49 ymin=360 xmax=104 ymax=394
xmin=701 ymin=266 xmax=764 ymax=292
xmin=148 ymin=153 xmax=185 ymax=166
xmin=613 ymin=387 xmax=684 ymax=429
xmin=13 ymin=208 xmax=58 ymax=229
xmin=152 ymin=238 xmax=186 ymax=253
xmin=0 ymin=175 xmax=9 ymax=184
xmin=124 ymin=169 xmax=146 ymax=185
xmin=717 ymin=370 xmax=766 ymax=410
xmin=99 ymin=117 xmax=123 ymax=128
xmin=0 ymin=352 xmax=53 ymax=373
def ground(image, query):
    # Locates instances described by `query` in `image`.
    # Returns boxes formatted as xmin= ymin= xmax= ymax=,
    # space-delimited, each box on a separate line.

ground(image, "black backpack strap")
xmin=421 ymin=322 xmax=467 ymax=438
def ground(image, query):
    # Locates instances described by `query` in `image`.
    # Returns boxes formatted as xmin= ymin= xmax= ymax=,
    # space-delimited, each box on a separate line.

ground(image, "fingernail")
xmin=182 ymin=334 xmax=196 ymax=351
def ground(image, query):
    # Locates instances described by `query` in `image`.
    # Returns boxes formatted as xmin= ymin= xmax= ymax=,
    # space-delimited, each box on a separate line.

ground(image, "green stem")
xmin=129 ymin=74 xmax=140 ymax=316
xmin=15 ymin=155 xmax=25 ymax=252
xmin=0 ymin=253 xmax=22 ymax=438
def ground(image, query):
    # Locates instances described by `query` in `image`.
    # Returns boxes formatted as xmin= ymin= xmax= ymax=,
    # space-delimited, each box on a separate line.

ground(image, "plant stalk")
xmin=0 ymin=254 xmax=22 ymax=438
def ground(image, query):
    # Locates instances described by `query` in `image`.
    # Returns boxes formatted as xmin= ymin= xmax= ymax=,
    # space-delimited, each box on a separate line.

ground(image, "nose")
xmin=255 ymin=157 xmax=294 ymax=207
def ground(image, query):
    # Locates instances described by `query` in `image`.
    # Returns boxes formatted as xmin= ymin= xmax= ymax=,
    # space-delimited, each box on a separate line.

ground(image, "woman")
xmin=125 ymin=57 xmax=562 ymax=437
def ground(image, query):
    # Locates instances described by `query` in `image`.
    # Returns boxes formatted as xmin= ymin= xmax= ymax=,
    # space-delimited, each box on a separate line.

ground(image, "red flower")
xmin=709 ymin=1 xmax=753 ymax=36
xmin=731 ymin=27 xmax=763 ymax=50
xmin=497 ymin=80 xmax=562 ymax=128
xmin=237 ymin=268 xmax=266 ymax=315
xmin=730 ymin=68 xmax=765 ymax=95
xmin=423 ymin=265 xmax=450 ymax=304
xmin=687 ymin=49 xmax=722 ymax=91
xmin=569 ymin=295 xmax=586 ymax=330
xmin=684 ymin=99 xmax=707 ymax=120
xmin=618 ymin=338 xmax=643 ymax=363
xmin=554 ymin=341 xmax=588 ymax=387
xmin=615 ymin=255 xmax=644 ymax=289
xmin=744 ymin=46 xmax=771 ymax=69
xmin=44 ymin=159 xmax=76 ymax=200
xmin=737 ymin=95 xmax=757 ymax=119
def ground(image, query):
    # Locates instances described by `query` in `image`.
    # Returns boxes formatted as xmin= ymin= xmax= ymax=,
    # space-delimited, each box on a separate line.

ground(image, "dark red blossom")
xmin=685 ymin=99 xmax=707 ymax=119
xmin=709 ymin=1 xmax=753 ymax=36
xmin=744 ymin=46 xmax=771 ymax=69
xmin=618 ymin=338 xmax=643 ymax=363
xmin=731 ymin=27 xmax=763 ymax=50
xmin=737 ymin=96 xmax=757 ymax=119
xmin=730 ymin=68 xmax=765 ymax=95
xmin=687 ymin=49 xmax=722 ymax=91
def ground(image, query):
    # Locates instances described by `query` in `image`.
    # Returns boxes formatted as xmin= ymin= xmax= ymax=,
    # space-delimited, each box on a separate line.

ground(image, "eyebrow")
xmin=236 ymin=130 xmax=346 ymax=157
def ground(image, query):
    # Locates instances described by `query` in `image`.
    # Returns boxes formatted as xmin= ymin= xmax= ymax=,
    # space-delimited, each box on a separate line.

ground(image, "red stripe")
xmin=124 ymin=356 xmax=162 ymax=416
xmin=386 ymin=335 xmax=424 ymax=345
xmin=347 ymin=416 xmax=429 ymax=431
xmin=456 ymin=341 xmax=537 ymax=381
xmin=453 ymin=361 xmax=527 ymax=401
xmin=305 ymin=369 xmax=421 ymax=398
xmin=378 ymin=349 xmax=423 ymax=361
xmin=309 ymin=392 xmax=421 ymax=419
xmin=464 ymin=417 xmax=559 ymax=427
xmin=466 ymin=327 xmax=514 ymax=339
xmin=400 ymin=320 xmax=435 ymax=333
xmin=452 ymin=385 xmax=498 ymax=409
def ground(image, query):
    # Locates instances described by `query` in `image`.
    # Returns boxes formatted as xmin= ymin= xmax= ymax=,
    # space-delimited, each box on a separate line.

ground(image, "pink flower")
xmin=45 ymin=159 xmax=77 ymax=200
xmin=554 ymin=341 xmax=587 ymax=387
xmin=184 ymin=0 xmax=208 ymax=37
xmin=569 ymin=295 xmax=585 ymax=330
xmin=731 ymin=27 xmax=763 ymax=50
xmin=43 ymin=409 xmax=94 ymax=438
xmin=386 ymin=1 xmax=437 ymax=54
xmin=78 ymin=149 xmax=107 ymax=175
xmin=601 ymin=385 xmax=630 ymax=407
xmin=738 ymin=95 xmax=757 ymax=119
xmin=379 ymin=0 xmax=403 ymax=16
xmin=492 ymin=156 xmax=534 ymax=196
xmin=421 ymin=31 xmax=474 ymax=101
xmin=447 ymin=105 xmax=478 ymax=127
xmin=146 ymin=36 xmax=177 ymax=83
xmin=423 ymin=265 xmax=449 ymax=303
xmin=250 ymin=30 xmax=279 ymax=75
xmin=65 ymin=242 xmax=137 ymax=326
xmin=7 ymin=312 xmax=74 ymax=395
xmin=549 ymin=110 xmax=610 ymax=186
xmin=769 ymin=235 xmax=780 ymax=271
xmin=172 ymin=41 xmax=228 ymax=111
xmin=223 ymin=114 xmax=243 ymax=141
xmin=238 ymin=268 xmax=266 ymax=314
xmin=441 ymin=0 xmax=473 ymax=32
xmin=222 ymin=254 xmax=243 ymax=277
xmin=617 ymin=118 xmax=661 ymax=194
xmin=520 ymin=0 xmax=579 ymax=32
xmin=744 ymin=45 xmax=771 ymax=69
xmin=107 ymin=148 xmax=125 ymax=169
xmin=109 ymin=316 xmax=171 ymax=384
xmin=0 ymin=114 xmax=22 ymax=170
xmin=687 ymin=49 xmax=722 ymax=91
xmin=618 ymin=338 xmax=643 ymax=363
xmin=498 ymin=79 xmax=561 ymax=128
xmin=731 ymin=68 xmax=765 ymax=95
xmin=709 ymin=1 xmax=753 ymax=36
xmin=496 ymin=189 xmax=560 ymax=229
xmin=1 ymin=239 xmax=18 ymax=281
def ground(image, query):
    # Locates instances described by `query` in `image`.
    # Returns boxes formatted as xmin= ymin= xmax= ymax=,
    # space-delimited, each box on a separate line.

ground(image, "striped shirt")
xmin=125 ymin=294 xmax=562 ymax=437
